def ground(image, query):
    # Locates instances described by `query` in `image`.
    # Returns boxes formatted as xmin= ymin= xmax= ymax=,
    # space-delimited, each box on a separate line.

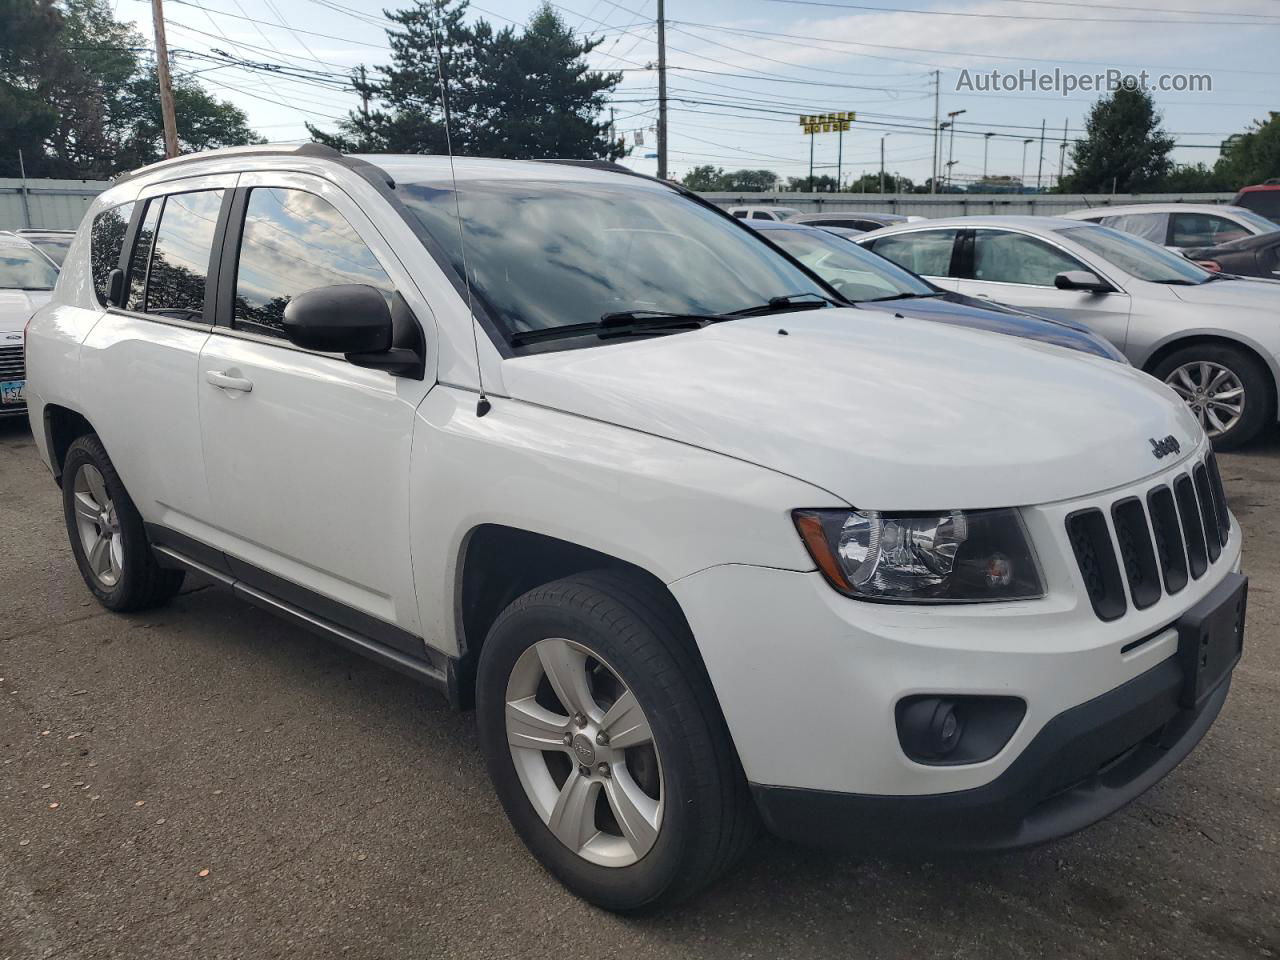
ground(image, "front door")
xmin=195 ymin=172 xmax=433 ymax=638
xmin=953 ymin=228 xmax=1132 ymax=350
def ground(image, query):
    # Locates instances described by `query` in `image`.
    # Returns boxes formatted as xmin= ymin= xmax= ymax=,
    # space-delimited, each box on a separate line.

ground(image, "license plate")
xmin=1176 ymin=571 xmax=1247 ymax=708
xmin=0 ymin=380 xmax=24 ymax=405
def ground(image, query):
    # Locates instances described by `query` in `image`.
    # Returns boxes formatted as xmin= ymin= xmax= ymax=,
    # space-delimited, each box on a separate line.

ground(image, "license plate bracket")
xmin=1176 ymin=571 xmax=1246 ymax=709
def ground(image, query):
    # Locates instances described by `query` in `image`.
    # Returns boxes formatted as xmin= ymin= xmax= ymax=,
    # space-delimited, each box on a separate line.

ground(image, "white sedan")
xmin=1060 ymin=203 xmax=1278 ymax=253
xmin=858 ymin=215 xmax=1280 ymax=448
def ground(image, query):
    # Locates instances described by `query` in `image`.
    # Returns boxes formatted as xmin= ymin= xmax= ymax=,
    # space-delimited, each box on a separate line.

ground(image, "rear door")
xmin=78 ymin=176 xmax=235 ymax=529
xmin=953 ymin=228 xmax=1132 ymax=348
xmin=862 ymin=228 xmax=961 ymax=290
xmin=195 ymin=170 xmax=433 ymax=639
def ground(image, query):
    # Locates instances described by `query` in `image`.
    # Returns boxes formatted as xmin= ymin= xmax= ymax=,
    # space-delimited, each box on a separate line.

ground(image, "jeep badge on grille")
xmin=1150 ymin=435 xmax=1181 ymax=459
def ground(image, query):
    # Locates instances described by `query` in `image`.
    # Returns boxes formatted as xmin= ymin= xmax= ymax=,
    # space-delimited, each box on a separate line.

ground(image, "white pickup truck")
xmin=25 ymin=145 xmax=1245 ymax=911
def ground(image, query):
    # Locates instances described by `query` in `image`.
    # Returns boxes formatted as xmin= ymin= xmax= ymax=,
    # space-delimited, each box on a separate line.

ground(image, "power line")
xmin=760 ymin=0 xmax=1280 ymax=26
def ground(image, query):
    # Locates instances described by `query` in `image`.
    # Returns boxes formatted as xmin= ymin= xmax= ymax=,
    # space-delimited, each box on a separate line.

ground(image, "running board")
xmin=151 ymin=542 xmax=460 ymax=706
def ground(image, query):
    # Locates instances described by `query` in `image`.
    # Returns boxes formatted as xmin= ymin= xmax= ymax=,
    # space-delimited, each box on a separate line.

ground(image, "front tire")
xmin=61 ymin=434 xmax=184 ymax=611
xmin=1153 ymin=344 xmax=1273 ymax=451
xmin=476 ymin=571 xmax=756 ymax=911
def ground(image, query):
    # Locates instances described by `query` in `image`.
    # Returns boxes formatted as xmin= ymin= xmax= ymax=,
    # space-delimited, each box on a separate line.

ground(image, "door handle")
xmin=205 ymin=370 xmax=254 ymax=393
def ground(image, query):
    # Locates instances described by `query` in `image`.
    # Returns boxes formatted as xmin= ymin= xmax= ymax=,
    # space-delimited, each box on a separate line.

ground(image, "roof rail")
xmin=111 ymin=142 xmax=352 ymax=186
xmin=530 ymin=158 xmax=638 ymax=176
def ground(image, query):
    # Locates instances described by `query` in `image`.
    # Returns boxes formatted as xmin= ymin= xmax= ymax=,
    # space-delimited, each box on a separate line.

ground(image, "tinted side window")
xmin=233 ymin=187 xmax=393 ymax=337
xmin=126 ymin=200 xmax=161 ymax=312
xmin=90 ymin=202 xmax=134 ymax=305
xmin=751 ymin=211 xmax=770 ymax=220
xmin=972 ymin=230 xmax=1085 ymax=286
xmin=869 ymin=229 xmax=959 ymax=277
xmin=143 ymin=190 xmax=224 ymax=321
xmin=1170 ymin=213 xmax=1250 ymax=248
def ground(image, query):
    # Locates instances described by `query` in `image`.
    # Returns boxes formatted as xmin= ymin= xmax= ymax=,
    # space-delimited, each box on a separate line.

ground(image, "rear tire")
xmin=1152 ymin=343 xmax=1273 ymax=451
xmin=476 ymin=570 xmax=756 ymax=911
xmin=61 ymin=434 xmax=184 ymax=611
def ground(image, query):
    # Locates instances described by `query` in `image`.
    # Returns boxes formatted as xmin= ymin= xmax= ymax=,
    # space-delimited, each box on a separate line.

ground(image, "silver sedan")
xmin=857 ymin=216 xmax=1280 ymax=448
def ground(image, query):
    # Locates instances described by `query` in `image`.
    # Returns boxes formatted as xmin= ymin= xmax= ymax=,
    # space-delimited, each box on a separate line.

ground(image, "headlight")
xmin=793 ymin=508 xmax=1044 ymax=602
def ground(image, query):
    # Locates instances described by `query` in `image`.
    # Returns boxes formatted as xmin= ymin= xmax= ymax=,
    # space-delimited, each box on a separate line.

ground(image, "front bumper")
xmin=753 ymin=646 xmax=1231 ymax=853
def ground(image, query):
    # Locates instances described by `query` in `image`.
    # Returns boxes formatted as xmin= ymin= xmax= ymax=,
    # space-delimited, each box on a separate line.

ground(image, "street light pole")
xmin=879 ymin=133 xmax=890 ymax=193
xmin=982 ymin=131 xmax=994 ymax=182
xmin=656 ymin=0 xmax=667 ymax=180
xmin=1021 ymin=138 xmax=1034 ymax=193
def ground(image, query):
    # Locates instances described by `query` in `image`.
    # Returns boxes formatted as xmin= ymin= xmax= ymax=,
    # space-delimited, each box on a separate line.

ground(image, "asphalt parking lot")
xmin=1 ymin=416 xmax=1277 ymax=960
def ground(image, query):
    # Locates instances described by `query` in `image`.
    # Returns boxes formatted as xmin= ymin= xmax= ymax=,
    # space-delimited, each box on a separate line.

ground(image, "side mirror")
xmin=106 ymin=268 xmax=124 ymax=307
xmin=1054 ymin=270 xmax=1111 ymax=293
xmin=282 ymin=283 xmax=392 ymax=354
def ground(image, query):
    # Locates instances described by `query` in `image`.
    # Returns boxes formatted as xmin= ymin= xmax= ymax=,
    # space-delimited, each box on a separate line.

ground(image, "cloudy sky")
xmin=118 ymin=0 xmax=1280 ymax=188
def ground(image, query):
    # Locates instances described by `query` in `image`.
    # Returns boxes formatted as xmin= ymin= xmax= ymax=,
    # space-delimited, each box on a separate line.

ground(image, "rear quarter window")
xmin=90 ymin=202 xmax=135 ymax=305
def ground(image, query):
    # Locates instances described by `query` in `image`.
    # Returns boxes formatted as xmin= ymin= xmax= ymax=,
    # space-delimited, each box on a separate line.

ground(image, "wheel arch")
xmin=451 ymin=524 xmax=714 ymax=712
xmin=42 ymin=404 xmax=97 ymax=485
xmin=1141 ymin=333 xmax=1279 ymax=422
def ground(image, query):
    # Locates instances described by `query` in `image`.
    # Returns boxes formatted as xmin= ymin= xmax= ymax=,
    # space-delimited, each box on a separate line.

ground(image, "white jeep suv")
xmin=26 ymin=145 xmax=1246 ymax=911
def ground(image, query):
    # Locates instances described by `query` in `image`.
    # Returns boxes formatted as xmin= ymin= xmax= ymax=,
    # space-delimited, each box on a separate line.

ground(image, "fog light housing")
xmin=895 ymin=695 xmax=1026 ymax=766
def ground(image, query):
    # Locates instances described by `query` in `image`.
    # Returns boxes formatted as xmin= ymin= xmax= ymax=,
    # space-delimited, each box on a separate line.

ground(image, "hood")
xmin=857 ymin=293 xmax=1124 ymax=361
xmin=0 ymin=289 xmax=52 ymax=333
xmin=502 ymin=309 xmax=1201 ymax=510
xmin=1169 ymin=276 xmax=1280 ymax=306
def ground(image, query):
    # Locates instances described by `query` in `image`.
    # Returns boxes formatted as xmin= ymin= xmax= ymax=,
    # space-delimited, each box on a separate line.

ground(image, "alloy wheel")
xmin=505 ymin=637 xmax=664 ymax=868
xmin=1164 ymin=361 xmax=1245 ymax=438
xmin=72 ymin=463 xmax=123 ymax=588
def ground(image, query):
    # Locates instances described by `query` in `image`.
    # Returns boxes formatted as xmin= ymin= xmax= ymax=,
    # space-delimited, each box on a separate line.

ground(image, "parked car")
xmin=1184 ymin=231 xmax=1280 ymax=280
xmin=746 ymin=219 xmax=1126 ymax=361
xmin=28 ymin=146 xmax=1244 ymax=911
xmin=1060 ymin=204 xmax=1277 ymax=253
xmin=726 ymin=204 xmax=800 ymax=221
xmin=859 ymin=216 xmax=1280 ymax=448
xmin=12 ymin=228 xmax=76 ymax=267
xmin=0 ymin=233 xmax=59 ymax=418
xmin=787 ymin=210 xmax=909 ymax=231
xmin=1232 ymin=181 xmax=1280 ymax=225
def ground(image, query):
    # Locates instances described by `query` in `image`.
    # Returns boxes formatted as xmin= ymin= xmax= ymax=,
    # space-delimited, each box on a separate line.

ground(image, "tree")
xmin=1215 ymin=113 xmax=1280 ymax=189
xmin=309 ymin=0 xmax=621 ymax=160
xmin=116 ymin=68 xmax=260 ymax=169
xmin=0 ymin=0 xmax=259 ymax=178
xmin=1158 ymin=162 xmax=1232 ymax=193
xmin=786 ymin=174 xmax=839 ymax=191
xmin=1060 ymin=87 xmax=1175 ymax=193
xmin=845 ymin=171 xmax=914 ymax=193
xmin=680 ymin=165 xmax=726 ymax=190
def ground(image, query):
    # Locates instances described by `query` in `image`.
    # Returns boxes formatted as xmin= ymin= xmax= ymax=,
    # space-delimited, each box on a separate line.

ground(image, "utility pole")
xmin=982 ymin=131 xmax=994 ymax=182
xmin=656 ymin=0 xmax=667 ymax=180
xmin=808 ymin=133 xmax=814 ymax=192
xmin=945 ymin=109 xmax=965 ymax=190
xmin=1057 ymin=117 xmax=1068 ymax=188
xmin=151 ymin=0 xmax=179 ymax=159
xmin=837 ymin=125 xmax=844 ymax=192
xmin=880 ymin=133 xmax=889 ymax=194
xmin=1036 ymin=119 xmax=1046 ymax=192
xmin=357 ymin=64 xmax=371 ymax=121
xmin=930 ymin=69 xmax=940 ymax=194
xmin=1021 ymin=138 xmax=1034 ymax=193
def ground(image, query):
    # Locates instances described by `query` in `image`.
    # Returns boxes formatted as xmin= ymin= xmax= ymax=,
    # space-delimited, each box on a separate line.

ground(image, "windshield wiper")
xmin=510 ymin=310 xmax=734 ymax=347
xmin=726 ymin=292 xmax=840 ymax=316
xmin=860 ymin=291 xmax=942 ymax=303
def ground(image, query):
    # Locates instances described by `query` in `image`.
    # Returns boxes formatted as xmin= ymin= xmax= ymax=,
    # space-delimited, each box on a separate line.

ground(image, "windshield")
xmin=761 ymin=227 xmax=935 ymax=301
xmin=397 ymin=179 xmax=829 ymax=343
xmin=1231 ymin=208 xmax=1280 ymax=235
xmin=29 ymin=237 xmax=71 ymax=267
xmin=0 ymin=245 xmax=59 ymax=290
xmin=1060 ymin=224 xmax=1212 ymax=284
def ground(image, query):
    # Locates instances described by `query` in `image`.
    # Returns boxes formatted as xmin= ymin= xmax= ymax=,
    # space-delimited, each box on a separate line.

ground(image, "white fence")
xmin=702 ymin=192 xmax=1238 ymax=218
xmin=0 ymin=178 xmax=110 ymax=231
xmin=0 ymin=178 xmax=1243 ymax=231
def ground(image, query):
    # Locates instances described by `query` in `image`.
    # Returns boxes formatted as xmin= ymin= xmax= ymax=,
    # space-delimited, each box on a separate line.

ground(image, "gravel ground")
xmin=1 ymin=416 xmax=1277 ymax=960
